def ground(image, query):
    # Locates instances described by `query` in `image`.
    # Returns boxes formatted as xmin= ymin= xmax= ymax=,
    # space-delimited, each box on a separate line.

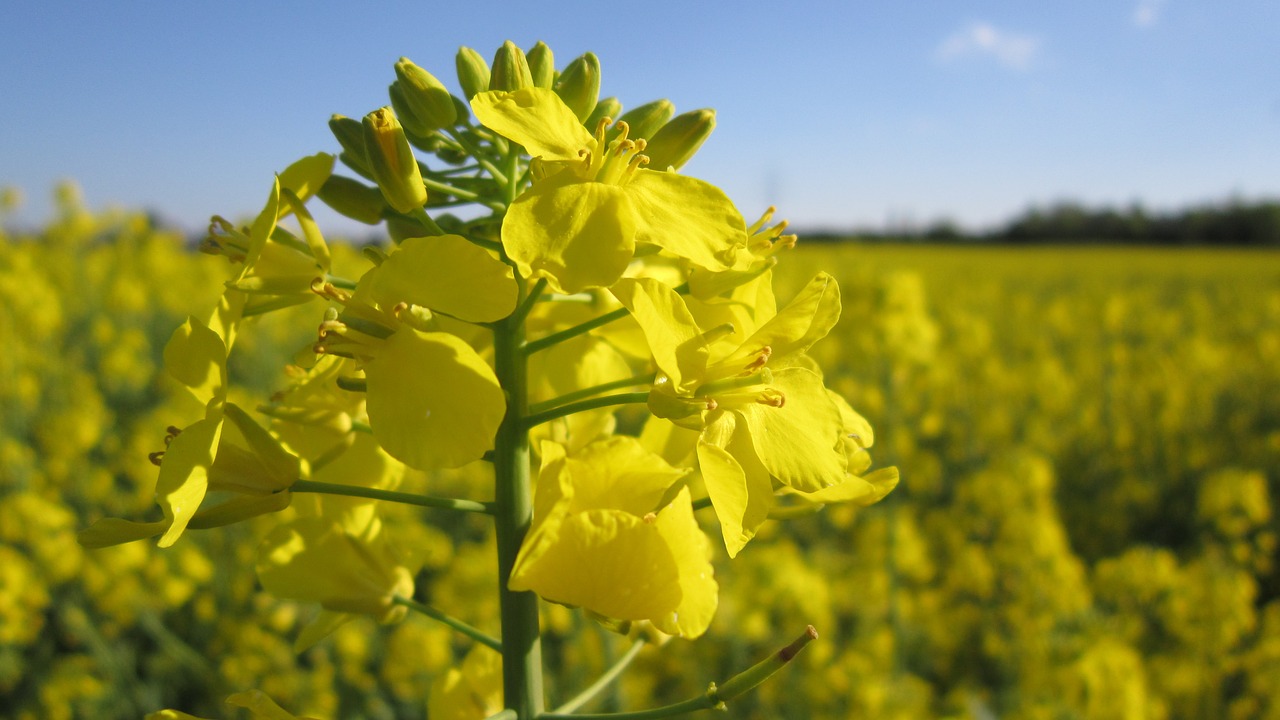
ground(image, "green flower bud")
xmin=388 ymin=81 xmax=432 ymax=138
xmin=455 ymin=46 xmax=491 ymax=99
xmin=394 ymin=57 xmax=458 ymax=131
xmin=329 ymin=114 xmax=372 ymax=177
xmin=554 ymin=52 xmax=600 ymax=123
xmin=318 ymin=175 xmax=387 ymax=225
xmin=362 ymin=107 xmax=428 ymax=214
xmin=586 ymin=96 xmax=622 ymax=131
xmin=489 ymin=40 xmax=533 ymax=92
xmin=642 ymin=108 xmax=716 ymax=171
xmin=527 ymin=41 xmax=555 ymax=88
xmin=615 ymin=99 xmax=674 ymax=142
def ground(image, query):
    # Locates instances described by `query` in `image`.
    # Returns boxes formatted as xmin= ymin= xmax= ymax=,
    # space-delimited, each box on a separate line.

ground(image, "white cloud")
xmin=936 ymin=22 xmax=1040 ymax=71
xmin=1133 ymin=0 xmax=1166 ymax=28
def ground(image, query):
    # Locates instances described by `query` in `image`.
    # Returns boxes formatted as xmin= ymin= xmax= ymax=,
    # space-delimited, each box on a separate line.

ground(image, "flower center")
xmin=577 ymin=118 xmax=650 ymax=186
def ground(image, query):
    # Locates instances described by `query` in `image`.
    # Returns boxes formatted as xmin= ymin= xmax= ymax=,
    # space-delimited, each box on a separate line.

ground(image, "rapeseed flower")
xmin=471 ymin=87 xmax=747 ymax=293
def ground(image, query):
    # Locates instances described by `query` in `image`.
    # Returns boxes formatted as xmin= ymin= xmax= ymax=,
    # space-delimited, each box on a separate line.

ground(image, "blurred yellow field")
xmin=3 ymin=198 xmax=1279 ymax=719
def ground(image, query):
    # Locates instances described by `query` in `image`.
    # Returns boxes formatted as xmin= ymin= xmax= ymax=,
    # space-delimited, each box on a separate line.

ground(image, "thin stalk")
xmin=410 ymin=207 xmax=447 ymax=236
xmin=290 ymin=479 xmax=493 ymax=514
xmin=549 ymin=637 xmax=648 ymax=715
xmin=527 ymin=373 xmax=656 ymax=415
xmin=524 ymin=306 xmax=630 ymax=356
xmin=393 ymin=596 xmax=503 ymax=652
xmin=445 ymin=126 xmax=508 ymax=184
xmin=493 ymin=301 xmax=545 ymax=719
xmin=512 ymin=279 xmax=548 ymax=327
xmin=537 ymin=626 xmax=819 ymax=720
xmin=422 ymin=175 xmax=484 ymax=202
xmin=521 ymin=392 xmax=650 ymax=430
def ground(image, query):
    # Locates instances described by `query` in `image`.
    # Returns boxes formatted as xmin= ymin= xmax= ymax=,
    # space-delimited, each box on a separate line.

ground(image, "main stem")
xmin=493 ymin=309 xmax=544 ymax=719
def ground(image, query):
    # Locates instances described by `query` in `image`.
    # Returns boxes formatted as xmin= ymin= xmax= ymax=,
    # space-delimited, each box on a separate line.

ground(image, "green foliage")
xmin=3 ymin=194 xmax=1278 ymax=718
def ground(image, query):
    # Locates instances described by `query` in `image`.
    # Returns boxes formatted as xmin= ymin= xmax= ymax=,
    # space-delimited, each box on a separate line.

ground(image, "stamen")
xmin=757 ymin=389 xmax=785 ymax=408
xmin=148 ymin=451 xmax=165 ymax=466
xmin=743 ymin=346 xmax=772 ymax=373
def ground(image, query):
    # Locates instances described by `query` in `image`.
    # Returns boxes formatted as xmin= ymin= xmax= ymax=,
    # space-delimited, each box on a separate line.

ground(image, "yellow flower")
xmin=614 ymin=273 xmax=885 ymax=556
xmin=311 ymin=233 xmax=515 ymax=470
xmin=146 ymin=690 xmax=323 ymax=720
xmin=471 ymin=87 xmax=747 ymax=293
xmin=428 ymin=646 xmax=503 ymax=720
xmin=255 ymin=516 xmax=415 ymax=649
xmin=510 ymin=438 xmax=718 ymax=637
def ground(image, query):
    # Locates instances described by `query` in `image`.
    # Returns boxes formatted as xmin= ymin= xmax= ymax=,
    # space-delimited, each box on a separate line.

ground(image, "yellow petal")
xmin=509 ymin=509 xmax=683 ymax=622
xmin=363 ymin=327 xmax=505 ymax=470
xmin=652 ymin=488 xmax=718 ymax=637
xmin=155 ymin=415 xmax=223 ymax=547
xmin=162 ymin=316 xmax=227 ymax=405
xmin=626 ymin=169 xmax=746 ymax=271
xmin=77 ymin=517 xmax=170 ymax=548
xmin=737 ymin=367 xmax=846 ymax=492
xmin=503 ymin=173 xmax=635 ymax=293
xmin=471 ymin=88 xmax=594 ymax=161
xmin=358 ymin=234 xmax=517 ymax=322
xmin=736 ymin=272 xmax=840 ymax=366
xmin=696 ymin=413 xmax=773 ymax=557
xmin=611 ymin=277 xmax=707 ymax=393
xmin=256 ymin=517 xmax=410 ymax=616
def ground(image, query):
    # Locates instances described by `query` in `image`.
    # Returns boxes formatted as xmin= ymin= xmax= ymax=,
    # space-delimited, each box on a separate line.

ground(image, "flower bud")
xmin=455 ymin=46 xmax=491 ymax=99
xmin=362 ymin=107 xmax=428 ymax=214
xmin=489 ymin=40 xmax=533 ymax=92
xmin=586 ymin=97 xmax=622 ymax=132
xmin=318 ymin=174 xmax=387 ymax=225
xmin=554 ymin=52 xmax=600 ymax=123
xmin=527 ymin=41 xmax=555 ymax=88
xmin=615 ymin=99 xmax=675 ymax=142
xmin=642 ymin=108 xmax=716 ymax=171
xmin=394 ymin=57 xmax=458 ymax=130
xmin=329 ymin=114 xmax=372 ymax=178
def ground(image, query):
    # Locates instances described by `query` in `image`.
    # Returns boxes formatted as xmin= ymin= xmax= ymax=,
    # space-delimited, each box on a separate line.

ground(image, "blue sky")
xmin=2 ymin=0 xmax=1278 ymax=235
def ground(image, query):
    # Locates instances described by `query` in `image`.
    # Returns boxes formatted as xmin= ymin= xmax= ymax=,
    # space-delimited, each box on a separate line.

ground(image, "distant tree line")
xmin=811 ymin=198 xmax=1280 ymax=245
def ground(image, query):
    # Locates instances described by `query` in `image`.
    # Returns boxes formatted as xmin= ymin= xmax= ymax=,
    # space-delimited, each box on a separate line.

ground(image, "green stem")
xmin=393 ymin=596 xmax=503 ymax=652
xmin=493 ymin=298 xmax=545 ymax=719
xmin=422 ymin=175 xmax=484 ymax=202
xmin=550 ymin=637 xmax=648 ymax=715
xmin=445 ymin=127 xmax=508 ymax=185
xmin=290 ymin=479 xmax=492 ymax=514
xmin=524 ymin=306 xmax=631 ymax=356
xmin=512 ymin=279 xmax=548 ymax=327
xmin=528 ymin=373 xmax=656 ymax=415
xmin=411 ymin=207 xmax=447 ymax=235
xmin=521 ymin=392 xmax=650 ymax=430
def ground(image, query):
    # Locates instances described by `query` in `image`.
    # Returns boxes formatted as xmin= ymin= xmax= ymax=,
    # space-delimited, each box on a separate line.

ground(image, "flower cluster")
xmin=75 ymin=40 xmax=894 ymax=717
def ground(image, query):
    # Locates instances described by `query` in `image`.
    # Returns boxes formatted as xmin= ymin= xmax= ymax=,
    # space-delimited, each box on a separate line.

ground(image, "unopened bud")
xmin=527 ymin=41 xmax=555 ymax=88
xmin=554 ymin=52 xmax=600 ymax=122
xmin=394 ymin=58 xmax=457 ymax=130
xmin=318 ymin=175 xmax=386 ymax=225
xmin=329 ymin=114 xmax=372 ymax=178
xmin=586 ymin=97 xmax=622 ymax=132
xmin=614 ymin=99 xmax=675 ymax=142
xmin=489 ymin=40 xmax=533 ymax=92
xmin=456 ymin=46 xmax=491 ymax=99
xmin=643 ymin=108 xmax=716 ymax=171
xmin=362 ymin=107 xmax=428 ymax=214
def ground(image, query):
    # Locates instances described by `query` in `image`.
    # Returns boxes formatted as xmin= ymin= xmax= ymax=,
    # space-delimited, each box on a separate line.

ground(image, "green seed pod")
xmin=318 ymin=174 xmax=387 ymax=225
xmin=394 ymin=57 xmax=457 ymax=130
xmin=642 ymin=108 xmax=716 ymax=170
xmin=615 ymin=99 xmax=675 ymax=142
xmin=585 ymin=96 xmax=622 ymax=132
xmin=329 ymin=114 xmax=372 ymax=176
xmin=362 ymin=107 xmax=428 ymax=214
xmin=527 ymin=41 xmax=555 ymax=89
xmin=456 ymin=46 xmax=491 ymax=99
xmin=489 ymin=40 xmax=533 ymax=92
xmin=553 ymin=52 xmax=600 ymax=123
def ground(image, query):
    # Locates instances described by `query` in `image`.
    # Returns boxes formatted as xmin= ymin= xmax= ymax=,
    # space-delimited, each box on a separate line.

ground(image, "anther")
xmin=743 ymin=346 xmax=772 ymax=373
xmin=148 ymin=451 xmax=165 ymax=467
